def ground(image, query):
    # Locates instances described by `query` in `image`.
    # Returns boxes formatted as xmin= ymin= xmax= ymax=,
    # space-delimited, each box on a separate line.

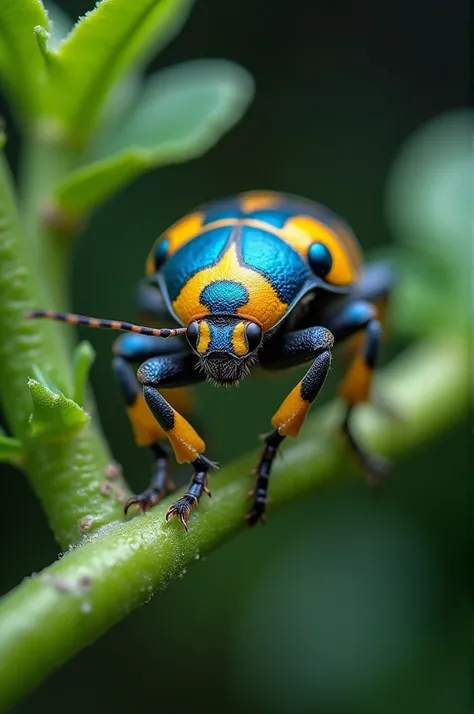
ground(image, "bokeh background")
xmin=0 ymin=1 xmax=470 ymax=713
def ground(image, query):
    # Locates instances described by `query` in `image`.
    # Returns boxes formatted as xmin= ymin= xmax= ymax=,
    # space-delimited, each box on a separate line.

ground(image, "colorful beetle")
xmin=28 ymin=191 xmax=394 ymax=529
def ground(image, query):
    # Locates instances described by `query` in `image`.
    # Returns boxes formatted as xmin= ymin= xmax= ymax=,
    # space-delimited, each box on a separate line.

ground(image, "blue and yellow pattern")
xmin=146 ymin=191 xmax=362 ymax=334
xmin=26 ymin=189 xmax=394 ymax=530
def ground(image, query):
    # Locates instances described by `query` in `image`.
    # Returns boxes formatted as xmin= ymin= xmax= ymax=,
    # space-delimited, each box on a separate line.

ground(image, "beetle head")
xmin=186 ymin=316 xmax=263 ymax=386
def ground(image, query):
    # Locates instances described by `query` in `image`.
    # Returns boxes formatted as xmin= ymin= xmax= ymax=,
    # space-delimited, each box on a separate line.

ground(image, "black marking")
xmin=308 ymin=242 xmax=333 ymax=277
xmin=142 ymin=386 xmax=175 ymax=431
xmin=245 ymin=322 xmax=262 ymax=352
xmin=186 ymin=321 xmax=199 ymax=349
xmin=153 ymin=239 xmax=169 ymax=271
xmin=300 ymin=351 xmax=332 ymax=402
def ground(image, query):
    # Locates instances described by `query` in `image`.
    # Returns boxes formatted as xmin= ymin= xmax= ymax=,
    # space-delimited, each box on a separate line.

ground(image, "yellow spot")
xmin=197 ymin=320 xmax=211 ymax=354
xmin=282 ymin=215 xmax=360 ymax=285
xmin=271 ymin=382 xmax=311 ymax=437
xmin=167 ymin=411 xmax=206 ymax=464
xmin=240 ymin=191 xmax=281 ymax=213
xmin=126 ymin=388 xmax=193 ymax=447
xmin=127 ymin=395 xmax=166 ymax=447
xmin=332 ymin=219 xmax=364 ymax=273
xmin=339 ymin=356 xmax=373 ymax=404
xmin=146 ymin=213 xmax=205 ymax=275
xmin=167 ymin=212 xmax=205 ymax=256
xmin=146 ymin=247 xmax=158 ymax=276
xmin=232 ymin=321 xmax=248 ymax=355
xmin=172 ymin=241 xmax=287 ymax=331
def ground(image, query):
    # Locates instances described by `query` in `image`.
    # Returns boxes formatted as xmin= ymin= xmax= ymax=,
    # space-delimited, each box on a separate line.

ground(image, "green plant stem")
xmin=19 ymin=128 xmax=80 ymax=310
xmin=0 ymin=148 xmax=129 ymax=548
xmin=0 ymin=335 xmax=468 ymax=712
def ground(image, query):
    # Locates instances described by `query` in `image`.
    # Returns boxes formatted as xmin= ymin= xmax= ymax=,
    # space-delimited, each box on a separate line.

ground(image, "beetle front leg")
xmin=249 ymin=326 xmax=334 ymax=525
xmin=114 ymin=335 xmax=195 ymax=511
xmin=135 ymin=356 xmax=214 ymax=530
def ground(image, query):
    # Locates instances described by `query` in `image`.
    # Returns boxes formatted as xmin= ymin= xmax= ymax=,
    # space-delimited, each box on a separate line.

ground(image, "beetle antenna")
xmin=25 ymin=310 xmax=186 ymax=338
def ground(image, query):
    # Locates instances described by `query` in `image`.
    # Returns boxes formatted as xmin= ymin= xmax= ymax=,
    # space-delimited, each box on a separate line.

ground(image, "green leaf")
xmin=44 ymin=0 xmax=195 ymax=142
xmin=385 ymin=109 xmax=471 ymax=337
xmin=0 ymin=0 xmax=49 ymax=118
xmin=72 ymin=341 xmax=96 ymax=406
xmin=386 ymin=109 xmax=471 ymax=266
xmin=0 ymin=435 xmax=24 ymax=465
xmin=28 ymin=378 xmax=89 ymax=439
xmin=54 ymin=60 xmax=254 ymax=217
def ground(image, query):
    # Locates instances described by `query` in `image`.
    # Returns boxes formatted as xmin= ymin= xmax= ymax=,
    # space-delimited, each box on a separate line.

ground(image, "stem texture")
xmin=0 ymin=149 xmax=129 ymax=548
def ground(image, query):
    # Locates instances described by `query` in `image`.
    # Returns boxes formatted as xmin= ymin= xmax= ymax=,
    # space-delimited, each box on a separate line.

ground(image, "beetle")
xmin=27 ymin=190 xmax=394 ymax=530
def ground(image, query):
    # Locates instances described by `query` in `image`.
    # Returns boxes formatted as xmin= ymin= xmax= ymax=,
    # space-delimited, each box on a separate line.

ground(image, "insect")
xmin=27 ymin=190 xmax=394 ymax=530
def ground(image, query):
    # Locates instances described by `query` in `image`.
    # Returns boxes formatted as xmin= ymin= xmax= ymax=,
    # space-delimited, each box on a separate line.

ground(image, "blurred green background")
xmin=0 ymin=1 xmax=470 ymax=713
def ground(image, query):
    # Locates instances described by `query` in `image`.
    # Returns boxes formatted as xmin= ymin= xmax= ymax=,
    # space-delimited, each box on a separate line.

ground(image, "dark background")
xmin=0 ymin=1 xmax=469 ymax=713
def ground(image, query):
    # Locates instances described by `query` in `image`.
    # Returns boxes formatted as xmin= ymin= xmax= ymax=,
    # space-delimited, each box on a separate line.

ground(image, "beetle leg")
xmin=165 ymin=455 xmax=215 ymax=531
xmin=324 ymin=299 xmax=389 ymax=482
xmin=135 ymin=355 xmax=213 ymax=529
xmin=249 ymin=326 xmax=334 ymax=524
xmin=113 ymin=338 xmax=203 ymax=515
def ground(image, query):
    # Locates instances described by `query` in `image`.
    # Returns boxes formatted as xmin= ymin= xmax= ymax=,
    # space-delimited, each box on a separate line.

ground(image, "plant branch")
xmin=0 ymin=335 xmax=468 ymax=712
xmin=19 ymin=128 xmax=81 ymax=310
xmin=0 ymin=147 xmax=129 ymax=548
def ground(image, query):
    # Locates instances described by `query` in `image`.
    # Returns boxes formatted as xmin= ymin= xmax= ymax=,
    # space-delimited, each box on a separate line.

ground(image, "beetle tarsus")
xmin=245 ymin=503 xmax=267 ymax=526
xmin=124 ymin=489 xmax=164 ymax=514
xmin=165 ymin=456 xmax=212 ymax=529
xmin=246 ymin=429 xmax=284 ymax=526
xmin=166 ymin=495 xmax=198 ymax=531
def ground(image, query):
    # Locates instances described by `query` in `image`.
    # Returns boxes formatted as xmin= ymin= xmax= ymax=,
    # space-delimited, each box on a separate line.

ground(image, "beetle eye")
xmin=308 ymin=242 xmax=332 ymax=277
xmin=245 ymin=322 xmax=262 ymax=351
xmin=186 ymin=321 xmax=199 ymax=348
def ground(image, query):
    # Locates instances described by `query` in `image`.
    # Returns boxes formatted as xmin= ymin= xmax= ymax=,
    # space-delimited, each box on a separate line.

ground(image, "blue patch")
xmin=208 ymin=322 xmax=234 ymax=352
xmin=200 ymin=280 xmax=249 ymax=313
xmin=240 ymin=225 xmax=311 ymax=304
xmin=246 ymin=209 xmax=288 ymax=228
xmin=163 ymin=226 xmax=232 ymax=302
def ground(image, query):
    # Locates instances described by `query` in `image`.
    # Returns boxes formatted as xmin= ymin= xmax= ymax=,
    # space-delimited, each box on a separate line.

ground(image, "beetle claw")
xmin=124 ymin=489 xmax=163 ymax=515
xmin=245 ymin=504 xmax=267 ymax=527
xmin=165 ymin=495 xmax=197 ymax=531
